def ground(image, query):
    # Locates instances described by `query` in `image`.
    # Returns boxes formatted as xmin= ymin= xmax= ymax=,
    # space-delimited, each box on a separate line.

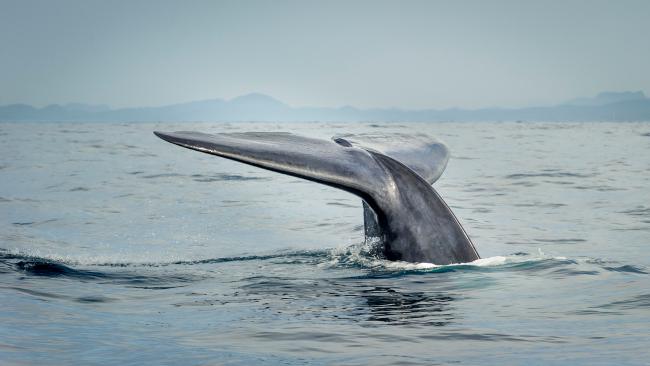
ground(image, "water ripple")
xmin=506 ymin=171 xmax=594 ymax=179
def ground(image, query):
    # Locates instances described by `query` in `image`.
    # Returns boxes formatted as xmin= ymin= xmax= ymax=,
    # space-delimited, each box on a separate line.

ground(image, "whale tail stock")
xmin=154 ymin=131 xmax=479 ymax=264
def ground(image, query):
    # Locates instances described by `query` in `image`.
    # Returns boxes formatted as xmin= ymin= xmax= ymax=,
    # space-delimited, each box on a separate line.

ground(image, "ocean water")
xmin=1 ymin=121 xmax=649 ymax=365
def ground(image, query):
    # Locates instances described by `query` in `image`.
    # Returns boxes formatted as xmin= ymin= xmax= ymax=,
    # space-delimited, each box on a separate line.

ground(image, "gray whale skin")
xmin=154 ymin=131 xmax=479 ymax=265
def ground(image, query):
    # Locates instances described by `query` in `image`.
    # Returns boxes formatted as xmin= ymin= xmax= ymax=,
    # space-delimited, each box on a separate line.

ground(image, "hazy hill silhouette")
xmin=1 ymin=91 xmax=649 ymax=122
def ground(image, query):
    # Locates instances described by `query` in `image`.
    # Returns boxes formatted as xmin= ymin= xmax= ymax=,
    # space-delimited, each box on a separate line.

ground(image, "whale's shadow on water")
xmin=236 ymin=272 xmax=459 ymax=327
xmin=358 ymin=286 xmax=455 ymax=326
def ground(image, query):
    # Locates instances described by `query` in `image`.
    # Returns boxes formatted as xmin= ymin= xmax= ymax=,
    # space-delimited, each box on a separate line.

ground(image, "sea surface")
xmin=1 ymin=121 xmax=649 ymax=365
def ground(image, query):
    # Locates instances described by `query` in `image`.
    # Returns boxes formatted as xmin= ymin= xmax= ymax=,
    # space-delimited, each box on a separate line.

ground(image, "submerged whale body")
xmin=154 ymin=131 xmax=479 ymax=264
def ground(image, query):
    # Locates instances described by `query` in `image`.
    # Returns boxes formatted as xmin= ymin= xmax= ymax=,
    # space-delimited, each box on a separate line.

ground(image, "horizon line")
xmin=2 ymin=90 xmax=647 ymax=112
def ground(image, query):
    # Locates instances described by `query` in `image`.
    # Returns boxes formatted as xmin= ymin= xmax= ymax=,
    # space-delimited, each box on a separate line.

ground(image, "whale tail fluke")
xmin=154 ymin=130 xmax=479 ymax=264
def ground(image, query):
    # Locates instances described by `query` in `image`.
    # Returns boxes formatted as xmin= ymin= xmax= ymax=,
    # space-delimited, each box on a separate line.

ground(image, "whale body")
xmin=154 ymin=131 xmax=479 ymax=264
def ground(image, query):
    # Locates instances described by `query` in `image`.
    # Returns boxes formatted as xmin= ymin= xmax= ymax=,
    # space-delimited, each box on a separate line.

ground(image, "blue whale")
xmin=154 ymin=131 xmax=479 ymax=264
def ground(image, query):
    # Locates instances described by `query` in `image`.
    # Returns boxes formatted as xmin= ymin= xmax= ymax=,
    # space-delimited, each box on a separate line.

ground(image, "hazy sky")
xmin=1 ymin=0 xmax=649 ymax=109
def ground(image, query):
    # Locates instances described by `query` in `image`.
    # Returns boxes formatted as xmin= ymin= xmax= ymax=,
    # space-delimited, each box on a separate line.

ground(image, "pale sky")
xmin=1 ymin=0 xmax=649 ymax=109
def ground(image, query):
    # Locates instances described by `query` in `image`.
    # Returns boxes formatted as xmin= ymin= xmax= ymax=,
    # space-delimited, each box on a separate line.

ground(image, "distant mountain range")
xmin=1 ymin=91 xmax=649 ymax=122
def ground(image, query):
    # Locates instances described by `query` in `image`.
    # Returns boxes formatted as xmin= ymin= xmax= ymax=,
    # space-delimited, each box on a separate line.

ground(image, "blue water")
xmin=1 ymin=121 xmax=649 ymax=365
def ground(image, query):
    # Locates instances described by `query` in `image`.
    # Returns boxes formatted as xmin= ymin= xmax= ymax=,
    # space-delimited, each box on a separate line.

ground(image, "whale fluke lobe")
xmin=154 ymin=130 xmax=479 ymax=264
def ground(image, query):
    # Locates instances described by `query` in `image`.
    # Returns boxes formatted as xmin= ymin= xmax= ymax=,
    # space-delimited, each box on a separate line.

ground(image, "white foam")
xmin=467 ymin=255 xmax=509 ymax=266
xmin=324 ymin=241 xmax=576 ymax=271
xmin=324 ymin=241 xmax=520 ymax=271
xmin=374 ymin=255 xmax=509 ymax=270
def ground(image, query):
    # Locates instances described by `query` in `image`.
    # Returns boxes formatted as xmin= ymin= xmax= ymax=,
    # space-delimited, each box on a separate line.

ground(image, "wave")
xmin=0 ymin=250 xmax=206 ymax=288
xmin=2 ymin=245 xmax=646 ymax=282
xmin=0 ymin=248 xmax=330 ymax=268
